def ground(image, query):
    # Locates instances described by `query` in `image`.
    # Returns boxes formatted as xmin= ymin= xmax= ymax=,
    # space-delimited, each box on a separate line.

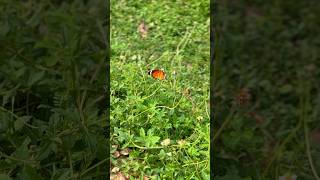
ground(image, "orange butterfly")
xmin=148 ymin=69 xmax=166 ymax=80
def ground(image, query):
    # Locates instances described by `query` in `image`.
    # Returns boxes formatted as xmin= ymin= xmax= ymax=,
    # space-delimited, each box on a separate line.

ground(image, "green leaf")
xmin=159 ymin=149 xmax=166 ymax=159
xmin=14 ymin=119 xmax=24 ymax=131
xmin=187 ymin=146 xmax=200 ymax=157
xmin=22 ymin=165 xmax=43 ymax=180
xmin=147 ymin=128 xmax=155 ymax=136
xmin=61 ymin=134 xmax=77 ymax=150
xmin=13 ymin=137 xmax=31 ymax=159
xmin=44 ymin=56 xmax=59 ymax=67
xmin=279 ymin=84 xmax=293 ymax=94
xmin=215 ymin=175 xmax=243 ymax=180
xmin=221 ymin=132 xmax=241 ymax=150
xmin=14 ymin=116 xmax=31 ymax=131
xmin=0 ymin=174 xmax=12 ymax=180
xmin=85 ymin=132 xmax=98 ymax=153
xmin=139 ymin=128 xmax=145 ymax=138
xmin=117 ymin=129 xmax=130 ymax=142
xmin=37 ymin=142 xmax=53 ymax=161
xmin=56 ymin=170 xmax=71 ymax=180
xmin=28 ymin=71 xmax=45 ymax=86
xmin=15 ymin=67 xmax=27 ymax=79
xmin=145 ymin=135 xmax=160 ymax=147
xmin=96 ymin=143 xmax=108 ymax=160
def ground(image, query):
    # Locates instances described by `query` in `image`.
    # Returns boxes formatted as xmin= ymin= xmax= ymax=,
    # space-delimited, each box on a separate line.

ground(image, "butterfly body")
xmin=148 ymin=69 xmax=166 ymax=80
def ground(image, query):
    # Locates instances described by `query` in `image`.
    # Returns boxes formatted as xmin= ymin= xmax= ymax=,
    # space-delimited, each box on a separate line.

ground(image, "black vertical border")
xmin=210 ymin=0 xmax=216 ymax=178
xmin=106 ymin=0 xmax=110 ymax=179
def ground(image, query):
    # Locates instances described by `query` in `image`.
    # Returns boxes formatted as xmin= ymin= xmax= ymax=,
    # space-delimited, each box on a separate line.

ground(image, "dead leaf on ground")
xmin=113 ymin=151 xmax=121 ymax=158
xmin=245 ymin=6 xmax=262 ymax=18
xmin=120 ymin=148 xmax=131 ymax=156
xmin=247 ymin=112 xmax=264 ymax=124
xmin=305 ymin=64 xmax=316 ymax=73
xmin=310 ymin=129 xmax=320 ymax=144
xmin=138 ymin=21 xmax=148 ymax=38
xmin=110 ymin=172 xmax=129 ymax=180
xmin=111 ymin=167 xmax=120 ymax=173
xmin=235 ymin=88 xmax=251 ymax=107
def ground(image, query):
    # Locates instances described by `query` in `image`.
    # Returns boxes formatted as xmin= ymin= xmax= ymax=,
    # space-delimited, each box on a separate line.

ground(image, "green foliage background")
xmin=2 ymin=0 xmax=318 ymax=179
xmin=0 ymin=1 xmax=108 ymax=179
xmin=111 ymin=0 xmax=210 ymax=179
xmin=214 ymin=1 xmax=320 ymax=179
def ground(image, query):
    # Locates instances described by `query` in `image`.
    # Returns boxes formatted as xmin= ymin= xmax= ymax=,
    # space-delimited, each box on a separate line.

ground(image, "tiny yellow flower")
xmin=178 ymin=139 xmax=187 ymax=146
xmin=197 ymin=116 xmax=203 ymax=121
xmin=161 ymin=138 xmax=171 ymax=146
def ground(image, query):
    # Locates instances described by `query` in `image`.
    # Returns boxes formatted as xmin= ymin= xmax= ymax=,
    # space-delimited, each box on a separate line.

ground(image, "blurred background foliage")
xmin=0 ymin=0 xmax=108 ymax=179
xmin=214 ymin=0 xmax=320 ymax=179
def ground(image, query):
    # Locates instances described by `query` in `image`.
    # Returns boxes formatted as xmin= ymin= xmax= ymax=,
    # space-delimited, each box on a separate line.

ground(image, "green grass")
xmin=214 ymin=1 xmax=320 ymax=179
xmin=0 ymin=1 xmax=108 ymax=179
xmin=110 ymin=0 xmax=210 ymax=179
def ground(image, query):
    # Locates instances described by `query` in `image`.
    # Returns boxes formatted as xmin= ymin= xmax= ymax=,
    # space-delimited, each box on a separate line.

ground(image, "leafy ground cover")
xmin=0 ymin=1 xmax=108 ymax=179
xmin=110 ymin=0 xmax=210 ymax=179
xmin=214 ymin=1 xmax=320 ymax=179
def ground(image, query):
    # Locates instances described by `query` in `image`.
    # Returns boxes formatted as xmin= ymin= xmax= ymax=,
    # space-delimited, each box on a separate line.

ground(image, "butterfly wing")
xmin=150 ymin=69 xmax=165 ymax=80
